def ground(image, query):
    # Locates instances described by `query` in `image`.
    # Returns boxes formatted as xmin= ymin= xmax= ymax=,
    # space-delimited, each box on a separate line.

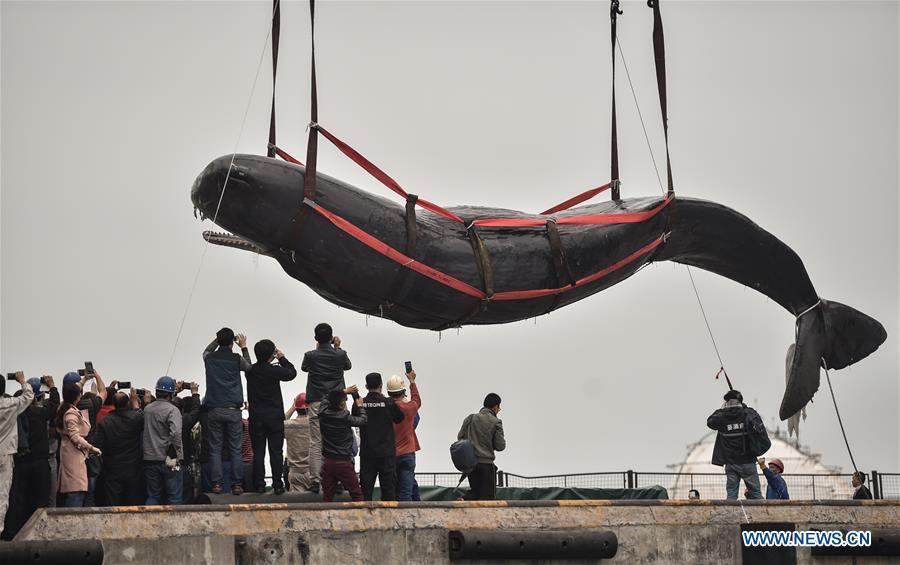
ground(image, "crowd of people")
xmin=3 ymin=332 xmax=876 ymax=540
xmin=0 ymin=322 xmax=506 ymax=540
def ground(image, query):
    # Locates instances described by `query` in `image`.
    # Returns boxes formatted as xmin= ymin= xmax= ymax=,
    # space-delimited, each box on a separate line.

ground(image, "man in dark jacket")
xmin=358 ymin=372 xmax=404 ymax=501
xmin=175 ymin=381 xmax=201 ymax=502
xmin=247 ymin=339 xmax=297 ymax=495
xmin=457 ymin=393 xmax=506 ymax=501
xmin=706 ymin=389 xmax=764 ymax=500
xmin=319 ymin=389 xmax=366 ymax=502
xmin=96 ymin=388 xmax=145 ymax=506
xmin=2 ymin=376 xmax=59 ymax=540
xmin=852 ymin=471 xmax=873 ymax=499
xmin=202 ymin=327 xmax=252 ymax=495
xmin=301 ymin=323 xmax=352 ymax=491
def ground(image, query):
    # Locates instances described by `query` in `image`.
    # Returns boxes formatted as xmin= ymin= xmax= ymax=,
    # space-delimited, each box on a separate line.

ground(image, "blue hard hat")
xmin=156 ymin=376 xmax=176 ymax=394
xmin=27 ymin=377 xmax=43 ymax=398
xmin=63 ymin=372 xmax=81 ymax=386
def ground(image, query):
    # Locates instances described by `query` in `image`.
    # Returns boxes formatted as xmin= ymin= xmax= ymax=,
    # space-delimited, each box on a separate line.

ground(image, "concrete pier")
xmin=14 ymin=500 xmax=900 ymax=564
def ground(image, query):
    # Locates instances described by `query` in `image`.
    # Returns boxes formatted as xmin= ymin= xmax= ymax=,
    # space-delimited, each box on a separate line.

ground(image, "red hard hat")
xmin=769 ymin=458 xmax=784 ymax=473
xmin=294 ymin=393 xmax=307 ymax=410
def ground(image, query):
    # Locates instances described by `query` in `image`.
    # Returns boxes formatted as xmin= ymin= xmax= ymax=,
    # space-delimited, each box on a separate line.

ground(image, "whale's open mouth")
xmin=202 ymin=230 xmax=266 ymax=255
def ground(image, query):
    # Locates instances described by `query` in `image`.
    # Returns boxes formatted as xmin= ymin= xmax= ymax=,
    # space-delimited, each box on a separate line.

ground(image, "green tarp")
xmin=372 ymin=485 xmax=669 ymax=501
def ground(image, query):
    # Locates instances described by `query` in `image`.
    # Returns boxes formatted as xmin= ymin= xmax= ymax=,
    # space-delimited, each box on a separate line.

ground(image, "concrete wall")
xmin=15 ymin=500 xmax=900 ymax=565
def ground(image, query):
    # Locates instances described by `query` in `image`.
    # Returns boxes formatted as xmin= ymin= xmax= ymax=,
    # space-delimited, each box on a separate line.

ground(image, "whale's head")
xmin=191 ymin=154 xmax=303 ymax=256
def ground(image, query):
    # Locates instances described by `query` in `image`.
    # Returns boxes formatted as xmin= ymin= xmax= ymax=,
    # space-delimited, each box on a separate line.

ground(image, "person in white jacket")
xmin=0 ymin=371 xmax=35 ymax=526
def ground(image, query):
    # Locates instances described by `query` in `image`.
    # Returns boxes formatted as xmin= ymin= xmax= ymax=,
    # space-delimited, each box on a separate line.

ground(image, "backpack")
xmin=744 ymin=410 xmax=772 ymax=457
xmin=450 ymin=439 xmax=477 ymax=475
xmin=450 ymin=415 xmax=478 ymax=475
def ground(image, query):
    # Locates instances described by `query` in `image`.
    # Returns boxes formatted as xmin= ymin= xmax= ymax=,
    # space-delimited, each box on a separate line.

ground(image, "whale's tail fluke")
xmin=780 ymin=299 xmax=886 ymax=420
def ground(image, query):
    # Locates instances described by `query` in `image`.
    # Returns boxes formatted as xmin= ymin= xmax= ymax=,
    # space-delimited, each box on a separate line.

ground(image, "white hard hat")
xmin=386 ymin=374 xmax=405 ymax=393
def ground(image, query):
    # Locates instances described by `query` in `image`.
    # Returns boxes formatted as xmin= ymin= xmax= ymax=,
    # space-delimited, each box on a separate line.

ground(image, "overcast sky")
xmin=2 ymin=1 xmax=897 ymax=475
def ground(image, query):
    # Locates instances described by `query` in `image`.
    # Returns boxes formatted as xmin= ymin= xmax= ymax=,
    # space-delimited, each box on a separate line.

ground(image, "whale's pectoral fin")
xmin=779 ymin=299 xmax=887 ymax=421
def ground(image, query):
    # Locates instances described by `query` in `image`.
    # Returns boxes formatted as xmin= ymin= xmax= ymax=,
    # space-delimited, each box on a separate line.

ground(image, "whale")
xmin=191 ymin=154 xmax=887 ymax=420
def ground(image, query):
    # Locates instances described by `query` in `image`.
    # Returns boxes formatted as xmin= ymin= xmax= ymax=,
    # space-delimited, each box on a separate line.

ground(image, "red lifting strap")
xmin=305 ymin=199 xmax=485 ymax=299
xmin=270 ymin=145 xmax=303 ymax=165
xmin=492 ymin=236 xmax=663 ymax=301
xmin=315 ymin=125 xmax=466 ymax=224
xmin=304 ymin=198 xmax=666 ymax=303
xmin=473 ymin=195 xmax=672 ymax=228
xmin=541 ymin=183 xmax=611 ymax=215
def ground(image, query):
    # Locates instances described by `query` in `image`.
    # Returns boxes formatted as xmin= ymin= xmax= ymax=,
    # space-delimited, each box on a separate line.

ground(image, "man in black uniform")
xmin=357 ymin=373 xmax=404 ymax=501
xmin=706 ymin=389 xmax=765 ymax=500
xmin=96 ymin=388 xmax=145 ymax=506
xmin=247 ymin=339 xmax=297 ymax=494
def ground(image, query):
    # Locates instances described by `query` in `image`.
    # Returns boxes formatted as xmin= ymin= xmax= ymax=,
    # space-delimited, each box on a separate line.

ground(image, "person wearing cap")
xmin=387 ymin=370 xmax=420 ymax=502
xmin=457 ymin=393 xmax=506 ymax=501
xmin=202 ymin=327 xmax=253 ymax=495
xmin=96 ymin=387 xmax=145 ymax=506
xmin=357 ymin=372 xmax=404 ymax=501
xmin=246 ymin=339 xmax=297 ymax=495
xmin=852 ymin=471 xmax=873 ymax=499
xmin=301 ymin=323 xmax=353 ymax=492
xmin=707 ymin=389 xmax=764 ymax=500
xmin=758 ymin=457 xmax=789 ymax=500
xmin=318 ymin=389 xmax=367 ymax=502
xmin=1 ymin=376 xmax=59 ymax=540
xmin=0 ymin=373 xmax=36 ymax=532
xmin=284 ymin=393 xmax=313 ymax=492
xmin=142 ymin=376 xmax=184 ymax=504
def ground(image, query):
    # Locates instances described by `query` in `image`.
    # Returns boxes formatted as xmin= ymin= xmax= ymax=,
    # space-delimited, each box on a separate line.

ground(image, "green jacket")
xmin=458 ymin=407 xmax=505 ymax=464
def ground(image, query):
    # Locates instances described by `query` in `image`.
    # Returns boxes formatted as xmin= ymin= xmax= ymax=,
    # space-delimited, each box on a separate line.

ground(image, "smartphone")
xmin=136 ymin=388 xmax=146 ymax=397
xmin=404 ymin=361 xmax=413 ymax=373
xmin=6 ymin=373 xmax=17 ymax=381
xmin=84 ymin=361 xmax=94 ymax=375
xmin=118 ymin=381 xmax=132 ymax=389
xmin=78 ymin=369 xmax=86 ymax=377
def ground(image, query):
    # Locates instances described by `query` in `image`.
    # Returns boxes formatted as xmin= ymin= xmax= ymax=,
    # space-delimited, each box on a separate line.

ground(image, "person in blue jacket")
xmin=758 ymin=457 xmax=789 ymax=499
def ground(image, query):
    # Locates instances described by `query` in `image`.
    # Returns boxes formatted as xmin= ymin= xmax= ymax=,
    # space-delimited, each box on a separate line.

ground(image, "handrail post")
xmin=627 ymin=470 xmax=634 ymax=489
xmin=872 ymin=470 xmax=880 ymax=499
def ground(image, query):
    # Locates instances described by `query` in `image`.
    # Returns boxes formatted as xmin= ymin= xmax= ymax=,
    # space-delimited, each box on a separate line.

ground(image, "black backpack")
xmin=744 ymin=410 xmax=772 ymax=457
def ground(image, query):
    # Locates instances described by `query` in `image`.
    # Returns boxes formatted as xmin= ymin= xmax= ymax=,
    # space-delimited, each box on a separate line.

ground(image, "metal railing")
xmin=634 ymin=471 xmax=857 ymax=500
xmin=413 ymin=470 xmax=896 ymax=499
xmin=875 ymin=472 xmax=900 ymax=500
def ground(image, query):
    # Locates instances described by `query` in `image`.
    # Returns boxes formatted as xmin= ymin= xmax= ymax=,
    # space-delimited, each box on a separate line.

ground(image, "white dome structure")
xmin=666 ymin=426 xmax=853 ymax=500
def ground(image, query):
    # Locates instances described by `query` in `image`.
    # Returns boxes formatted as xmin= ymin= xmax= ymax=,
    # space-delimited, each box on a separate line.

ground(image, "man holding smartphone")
xmin=0 ymin=372 xmax=35 ymax=529
xmin=387 ymin=368 xmax=421 ymax=501
xmin=246 ymin=339 xmax=297 ymax=495
xmin=301 ymin=323 xmax=353 ymax=492
xmin=202 ymin=328 xmax=252 ymax=495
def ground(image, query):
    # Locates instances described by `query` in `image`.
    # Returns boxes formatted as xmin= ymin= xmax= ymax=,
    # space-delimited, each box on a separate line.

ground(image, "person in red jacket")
xmin=386 ymin=370 xmax=420 ymax=501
